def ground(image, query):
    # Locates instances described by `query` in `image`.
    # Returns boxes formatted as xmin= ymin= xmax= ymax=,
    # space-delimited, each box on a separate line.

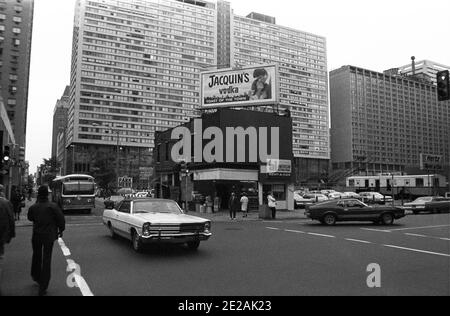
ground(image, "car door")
xmin=115 ymin=200 xmax=132 ymax=237
xmin=347 ymin=200 xmax=378 ymax=220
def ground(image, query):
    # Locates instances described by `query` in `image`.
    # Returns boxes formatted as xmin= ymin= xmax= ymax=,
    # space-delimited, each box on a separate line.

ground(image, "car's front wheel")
xmin=108 ymin=222 xmax=116 ymax=239
xmin=323 ymin=214 xmax=337 ymax=226
xmin=131 ymin=231 xmax=143 ymax=253
xmin=187 ymin=240 xmax=200 ymax=250
xmin=381 ymin=213 xmax=394 ymax=225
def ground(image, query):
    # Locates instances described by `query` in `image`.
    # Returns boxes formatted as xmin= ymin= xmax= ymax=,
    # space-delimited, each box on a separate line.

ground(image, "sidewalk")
xmin=14 ymin=198 xmax=34 ymax=228
xmin=185 ymin=208 xmax=308 ymax=222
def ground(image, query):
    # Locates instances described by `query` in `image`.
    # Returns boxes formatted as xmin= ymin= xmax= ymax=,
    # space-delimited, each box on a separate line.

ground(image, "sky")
xmin=26 ymin=0 xmax=450 ymax=172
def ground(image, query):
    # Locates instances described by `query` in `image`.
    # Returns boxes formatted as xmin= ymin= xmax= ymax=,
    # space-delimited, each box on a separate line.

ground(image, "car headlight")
xmin=142 ymin=222 xmax=152 ymax=237
xmin=204 ymin=221 xmax=211 ymax=232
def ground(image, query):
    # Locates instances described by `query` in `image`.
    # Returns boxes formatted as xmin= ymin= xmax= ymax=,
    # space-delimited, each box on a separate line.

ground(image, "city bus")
xmin=52 ymin=174 xmax=96 ymax=214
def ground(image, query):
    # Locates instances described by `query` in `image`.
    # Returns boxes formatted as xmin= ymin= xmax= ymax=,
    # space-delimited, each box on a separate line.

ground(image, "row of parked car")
xmin=294 ymin=190 xmax=393 ymax=209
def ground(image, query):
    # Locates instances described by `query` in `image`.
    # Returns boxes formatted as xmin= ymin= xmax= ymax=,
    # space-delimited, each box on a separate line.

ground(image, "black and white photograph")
xmin=0 ymin=0 xmax=449 ymax=303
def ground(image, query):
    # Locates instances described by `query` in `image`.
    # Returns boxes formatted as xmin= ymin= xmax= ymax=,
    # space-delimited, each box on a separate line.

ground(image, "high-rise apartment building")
xmin=0 ymin=0 xmax=34 ymax=188
xmin=68 ymin=0 xmax=329 ymax=186
xmin=330 ymin=65 xmax=450 ymax=176
xmin=216 ymin=3 xmax=330 ymax=183
xmin=68 ymin=0 xmax=217 ymax=185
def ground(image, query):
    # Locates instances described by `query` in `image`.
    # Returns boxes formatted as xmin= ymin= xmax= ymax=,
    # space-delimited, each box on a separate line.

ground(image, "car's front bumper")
xmin=140 ymin=232 xmax=212 ymax=244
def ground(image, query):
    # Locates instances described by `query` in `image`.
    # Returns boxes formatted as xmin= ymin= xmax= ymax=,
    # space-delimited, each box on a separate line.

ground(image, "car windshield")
xmin=63 ymin=182 xmax=95 ymax=195
xmin=133 ymin=201 xmax=183 ymax=214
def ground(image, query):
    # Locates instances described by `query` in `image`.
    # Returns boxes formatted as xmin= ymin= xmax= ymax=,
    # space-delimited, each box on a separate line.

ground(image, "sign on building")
xmin=266 ymin=159 xmax=292 ymax=174
xmin=118 ymin=176 xmax=133 ymax=188
xmin=420 ymin=153 xmax=443 ymax=170
xmin=201 ymin=64 xmax=279 ymax=109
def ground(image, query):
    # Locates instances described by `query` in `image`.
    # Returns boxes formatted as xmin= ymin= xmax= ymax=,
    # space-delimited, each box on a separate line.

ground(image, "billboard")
xmin=420 ymin=153 xmax=443 ymax=170
xmin=201 ymin=64 xmax=278 ymax=109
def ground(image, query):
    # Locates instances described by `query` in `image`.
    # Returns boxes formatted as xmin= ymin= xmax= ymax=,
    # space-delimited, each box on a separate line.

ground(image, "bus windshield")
xmin=63 ymin=182 xmax=95 ymax=195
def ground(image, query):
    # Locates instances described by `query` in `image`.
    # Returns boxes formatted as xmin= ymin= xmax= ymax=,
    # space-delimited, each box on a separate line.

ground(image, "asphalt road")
xmin=2 ymin=205 xmax=449 ymax=296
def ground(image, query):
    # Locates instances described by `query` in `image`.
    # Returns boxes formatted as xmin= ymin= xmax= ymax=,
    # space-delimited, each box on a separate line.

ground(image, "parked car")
xmin=405 ymin=196 xmax=450 ymax=214
xmin=294 ymin=193 xmax=314 ymax=208
xmin=343 ymin=192 xmax=361 ymax=199
xmin=305 ymin=198 xmax=405 ymax=226
xmin=327 ymin=192 xmax=347 ymax=200
xmin=134 ymin=191 xmax=149 ymax=198
xmin=424 ymin=198 xmax=450 ymax=213
xmin=103 ymin=198 xmax=212 ymax=252
xmin=359 ymin=192 xmax=393 ymax=204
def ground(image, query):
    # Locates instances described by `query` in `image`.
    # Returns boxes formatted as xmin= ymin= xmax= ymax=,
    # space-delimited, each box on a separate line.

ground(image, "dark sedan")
xmin=305 ymin=199 xmax=405 ymax=226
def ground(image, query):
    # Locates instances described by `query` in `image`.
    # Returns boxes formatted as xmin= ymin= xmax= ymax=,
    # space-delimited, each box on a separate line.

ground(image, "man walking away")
xmin=0 ymin=184 xmax=15 ymax=296
xmin=27 ymin=185 xmax=65 ymax=296
xmin=267 ymin=192 xmax=277 ymax=219
xmin=240 ymin=193 xmax=249 ymax=218
xmin=228 ymin=192 xmax=240 ymax=220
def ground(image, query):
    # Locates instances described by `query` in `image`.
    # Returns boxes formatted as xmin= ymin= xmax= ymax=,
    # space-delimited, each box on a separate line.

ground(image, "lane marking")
xmin=266 ymin=227 xmax=281 ymax=231
xmin=307 ymin=232 xmax=335 ymax=238
xmin=440 ymin=238 xmax=450 ymax=241
xmin=284 ymin=229 xmax=305 ymax=234
xmin=360 ymin=228 xmax=392 ymax=233
xmin=57 ymin=238 xmax=71 ymax=257
xmin=383 ymin=245 xmax=450 ymax=258
xmin=405 ymin=233 xmax=428 ymax=238
xmin=57 ymin=238 xmax=94 ymax=296
xmin=388 ymin=225 xmax=450 ymax=232
xmin=345 ymin=238 xmax=372 ymax=244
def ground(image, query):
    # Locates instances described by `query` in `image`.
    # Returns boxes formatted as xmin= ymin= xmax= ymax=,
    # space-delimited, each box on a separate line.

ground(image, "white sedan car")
xmin=103 ymin=198 xmax=212 ymax=252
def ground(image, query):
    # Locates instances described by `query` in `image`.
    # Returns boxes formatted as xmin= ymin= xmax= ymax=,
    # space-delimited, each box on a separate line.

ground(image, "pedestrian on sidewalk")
xmin=240 ymin=193 xmax=249 ymax=218
xmin=0 ymin=184 xmax=15 ymax=296
xmin=27 ymin=186 xmax=33 ymax=201
xmin=27 ymin=185 xmax=65 ymax=296
xmin=267 ymin=192 xmax=277 ymax=219
xmin=228 ymin=192 xmax=240 ymax=220
xmin=10 ymin=186 xmax=22 ymax=221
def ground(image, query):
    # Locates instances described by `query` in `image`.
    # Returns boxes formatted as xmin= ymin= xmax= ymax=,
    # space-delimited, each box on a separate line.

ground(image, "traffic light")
xmin=437 ymin=70 xmax=450 ymax=101
xmin=3 ymin=145 xmax=10 ymax=162
xmin=18 ymin=146 xmax=25 ymax=162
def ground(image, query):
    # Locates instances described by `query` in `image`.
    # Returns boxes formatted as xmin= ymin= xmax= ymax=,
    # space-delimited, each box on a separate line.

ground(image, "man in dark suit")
xmin=0 ymin=184 xmax=15 ymax=296
xmin=27 ymin=185 xmax=65 ymax=296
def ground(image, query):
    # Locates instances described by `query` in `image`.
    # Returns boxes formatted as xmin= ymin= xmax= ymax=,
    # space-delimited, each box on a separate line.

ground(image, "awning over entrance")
xmin=193 ymin=169 xmax=258 ymax=181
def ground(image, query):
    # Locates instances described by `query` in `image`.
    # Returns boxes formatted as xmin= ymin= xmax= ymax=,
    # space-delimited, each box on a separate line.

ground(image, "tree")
xmin=89 ymin=151 xmax=116 ymax=191
xmin=40 ymin=157 xmax=60 ymax=187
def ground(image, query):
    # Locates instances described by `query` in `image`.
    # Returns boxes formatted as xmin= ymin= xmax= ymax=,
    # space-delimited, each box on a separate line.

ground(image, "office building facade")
xmin=0 ymin=0 xmax=34 ymax=189
xmin=330 ymin=65 xmax=450 ymax=177
xmin=52 ymin=86 xmax=70 ymax=158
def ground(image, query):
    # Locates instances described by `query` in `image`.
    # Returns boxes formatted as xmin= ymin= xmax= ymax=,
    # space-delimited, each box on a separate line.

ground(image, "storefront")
xmin=154 ymin=108 xmax=294 ymax=211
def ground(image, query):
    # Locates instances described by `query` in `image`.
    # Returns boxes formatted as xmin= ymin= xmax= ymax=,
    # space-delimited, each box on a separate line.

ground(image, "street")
xmin=1 ymin=200 xmax=449 ymax=296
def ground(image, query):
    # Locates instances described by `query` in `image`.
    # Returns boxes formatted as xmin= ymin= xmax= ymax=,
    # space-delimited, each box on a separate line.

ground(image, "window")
xmin=0 ymin=13 xmax=5 ymax=20
xmin=12 ymin=27 xmax=20 ymax=34
xmin=0 ymin=25 xmax=5 ymax=31
xmin=416 ymin=178 xmax=424 ymax=187
xmin=13 ymin=16 xmax=21 ymax=23
xmin=7 ymin=99 xmax=16 ymax=105
xmin=118 ymin=201 xmax=131 ymax=214
xmin=14 ymin=5 xmax=22 ymax=12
